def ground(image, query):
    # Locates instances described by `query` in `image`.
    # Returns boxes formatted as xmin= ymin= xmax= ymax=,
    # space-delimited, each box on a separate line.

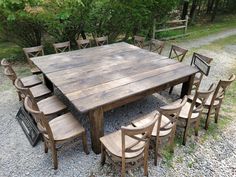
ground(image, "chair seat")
xmin=37 ymin=96 xmax=67 ymax=116
xmin=31 ymin=67 xmax=41 ymax=74
xmin=48 ymin=113 xmax=85 ymax=141
xmin=179 ymin=102 xmax=199 ymax=119
xmin=132 ymin=111 xmax=172 ymax=137
xmin=204 ymin=92 xmax=220 ymax=107
xmin=100 ymin=129 xmax=144 ymax=159
xmin=20 ymin=75 xmax=42 ymax=87
xmin=29 ymin=84 xmax=51 ymax=99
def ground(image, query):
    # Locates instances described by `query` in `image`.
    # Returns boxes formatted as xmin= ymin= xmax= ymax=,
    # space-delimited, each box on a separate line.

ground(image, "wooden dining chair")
xmin=14 ymin=78 xmax=67 ymax=117
xmin=149 ymin=39 xmax=165 ymax=54
xmin=134 ymin=35 xmax=145 ymax=49
xmin=132 ymin=96 xmax=188 ymax=166
xmin=24 ymin=95 xmax=89 ymax=169
xmin=100 ymin=119 xmax=156 ymax=177
xmin=95 ymin=36 xmax=108 ymax=46
xmin=2 ymin=59 xmax=42 ymax=87
xmin=76 ymin=39 xmax=91 ymax=49
xmin=53 ymin=41 xmax=71 ymax=53
xmin=168 ymin=45 xmax=188 ymax=94
xmin=23 ymin=45 xmax=44 ymax=74
xmin=203 ymin=74 xmax=235 ymax=130
xmin=177 ymin=84 xmax=215 ymax=145
xmin=190 ymin=53 xmax=213 ymax=91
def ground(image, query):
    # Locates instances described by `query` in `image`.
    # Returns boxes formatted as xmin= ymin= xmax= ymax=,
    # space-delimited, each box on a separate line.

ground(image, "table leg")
xmin=89 ymin=107 xmax=104 ymax=154
xmin=181 ymin=74 xmax=195 ymax=98
xmin=43 ymin=74 xmax=54 ymax=92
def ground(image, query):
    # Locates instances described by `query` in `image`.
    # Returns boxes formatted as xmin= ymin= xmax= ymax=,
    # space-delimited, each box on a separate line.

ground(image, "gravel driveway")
xmin=0 ymin=31 xmax=236 ymax=177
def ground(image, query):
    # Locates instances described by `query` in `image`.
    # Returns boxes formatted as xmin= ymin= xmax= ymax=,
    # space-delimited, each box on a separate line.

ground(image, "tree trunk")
xmin=181 ymin=0 xmax=190 ymax=20
xmin=190 ymin=0 xmax=198 ymax=22
xmin=211 ymin=0 xmax=220 ymax=22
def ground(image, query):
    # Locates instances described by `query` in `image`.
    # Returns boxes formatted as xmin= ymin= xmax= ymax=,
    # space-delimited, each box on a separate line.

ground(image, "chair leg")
xmin=183 ymin=124 xmax=189 ymax=145
xmin=101 ymin=144 xmax=106 ymax=166
xmin=205 ymin=108 xmax=212 ymax=130
xmin=195 ymin=119 xmax=200 ymax=136
xmin=44 ymin=141 xmax=48 ymax=153
xmin=143 ymin=149 xmax=148 ymax=176
xmin=82 ymin=132 xmax=89 ymax=155
xmin=17 ymin=91 xmax=22 ymax=101
xmin=121 ymin=160 xmax=126 ymax=177
xmin=154 ymin=138 xmax=159 ymax=166
xmin=51 ymin=144 xmax=58 ymax=170
xmin=214 ymin=107 xmax=220 ymax=124
xmin=169 ymin=86 xmax=174 ymax=94
xmin=169 ymin=127 xmax=176 ymax=153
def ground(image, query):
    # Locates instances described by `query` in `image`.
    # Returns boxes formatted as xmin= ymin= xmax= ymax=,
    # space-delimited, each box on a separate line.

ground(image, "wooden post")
xmin=89 ymin=107 xmax=104 ymax=154
xmin=153 ymin=19 xmax=156 ymax=39
xmin=184 ymin=15 xmax=189 ymax=34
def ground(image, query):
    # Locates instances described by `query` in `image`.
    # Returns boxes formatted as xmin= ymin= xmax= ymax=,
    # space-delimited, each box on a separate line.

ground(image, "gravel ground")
xmin=0 ymin=32 xmax=236 ymax=177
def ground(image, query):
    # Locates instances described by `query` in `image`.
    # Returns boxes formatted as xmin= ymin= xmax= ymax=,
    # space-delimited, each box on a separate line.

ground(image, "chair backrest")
xmin=4 ymin=67 xmax=17 ymax=85
xmin=210 ymin=74 xmax=235 ymax=105
xmin=169 ymin=45 xmax=188 ymax=62
xmin=188 ymin=84 xmax=216 ymax=119
xmin=76 ymin=39 xmax=91 ymax=49
xmin=14 ymin=78 xmax=32 ymax=100
xmin=149 ymin=39 xmax=165 ymax=54
xmin=1 ymin=58 xmax=10 ymax=68
xmin=121 ymin=117 xmax=157 ymax=160
xmin=134 ymin=35 xmax=145 ymax=48
xmin=191 ymin=52 xmax=213 ymax=65
xmin=23 ymin=46 xmax=44 ymax=66
xmin=95 ymin=36 xmax=108 ymax=46
xmin=157 ymin=96 xmax=188 ymax=134
xmin=53 ymin=41 xmax=71 ymax=53
xmin=24 ymin=95 xmax=54 ymax=141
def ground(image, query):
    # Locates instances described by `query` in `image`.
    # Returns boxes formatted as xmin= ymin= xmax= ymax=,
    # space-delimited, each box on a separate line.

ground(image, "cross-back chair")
xmin=95 ymin=36 xmax=108 ymax=46
xmin=169 ymin=45 xmax=188 ymax=62
xmin=149 ymin=39 xmax=165 ymax=54
xmin=190 ymin=52 xmax=213 ymax=91
xmin=100 ymin=118 xmax=157 ymax=177
xmin=24 ymin=96 xmax=89 ymax=170
xmin=53 ymin=41 xmax=71 ymax=53
xmin=132 ymin=96 xmax=187 ymax=165
xmin=76 ymin=39 xmax=91 ymax=49
xmin=203 ymin=74 xmax=235 ymax=130
xmin=177 ymin=84 xmax=215 ymax=145
xmin=2 ymin=59 xmax=42 ymax=87
xmin=134 ymin=35 xmax=145 ymax=49
xmin=14 ymin=78 xmax=66 ymax=117
xmin=23 ymin=45 xmax=44 ymax=74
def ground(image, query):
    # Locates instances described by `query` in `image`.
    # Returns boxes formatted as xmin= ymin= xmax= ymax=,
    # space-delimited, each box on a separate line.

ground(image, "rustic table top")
xmin=32 ymin=42 xmax=197 ymax=113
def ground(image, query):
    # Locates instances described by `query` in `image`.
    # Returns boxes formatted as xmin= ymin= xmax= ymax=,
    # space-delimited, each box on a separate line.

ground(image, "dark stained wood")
xmin=181 ymin=74 xmax=195 ymax=98
xmin=31 ymin=42 xmax=198 ymax=153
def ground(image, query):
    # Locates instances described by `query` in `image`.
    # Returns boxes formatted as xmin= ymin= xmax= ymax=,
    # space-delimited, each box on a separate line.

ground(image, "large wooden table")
xmin=32 ymin=42 xmax=197 ymax=154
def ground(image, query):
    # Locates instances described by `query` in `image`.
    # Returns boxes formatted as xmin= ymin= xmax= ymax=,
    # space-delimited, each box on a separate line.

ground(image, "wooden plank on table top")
xmin=57 ymin=58 xmax=178 ymax=93
xmin=31 ymin=42 xmax=138 ymax=65
xmin=66 ymin=62 xmax=185 ymax=100
xmin=37 ymin=47 xmax=168 ymax=74
xmin=72 ymin=66 xmax=197 ymax=112
xmin=49 ymin=56 xmax=171 ymax=84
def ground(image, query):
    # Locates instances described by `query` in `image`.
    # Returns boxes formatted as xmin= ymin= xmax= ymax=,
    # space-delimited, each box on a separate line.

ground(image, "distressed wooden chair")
xmin=168 ymin=45 xmax=188 ymax=94
xmin=177 ymin=84 xmax=215 ymax=145
xmin=132 ymin=96 xmax=187 ymax=165
xmin=76 ymin=39 xmax=91 ymax=49
xmin=95 ymin=36 xmax=108 ymax=46
xmin=15 ymin=78 xmax=67 ymax=117
xmin=134 ymin=35 xmax=145 ymax=49
xmin=100 ymin=119 xmax=156 ymax=177
xmin=2 ymin=59 xmax=42 ymax=87
xmin=53 ymin=41 xmax=71 ymax=53
xmin=24 ymin=95 xmax=89 ymax=169
xmin=23 ymin=45 xmax=44 ymax=74
xmin=203 ymin=74 xmax=235 ymax=130
xmin=190 ymin=53 xmax=213 ymax=91
xmin=149 ymin=39 xmax=165 ymax=54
